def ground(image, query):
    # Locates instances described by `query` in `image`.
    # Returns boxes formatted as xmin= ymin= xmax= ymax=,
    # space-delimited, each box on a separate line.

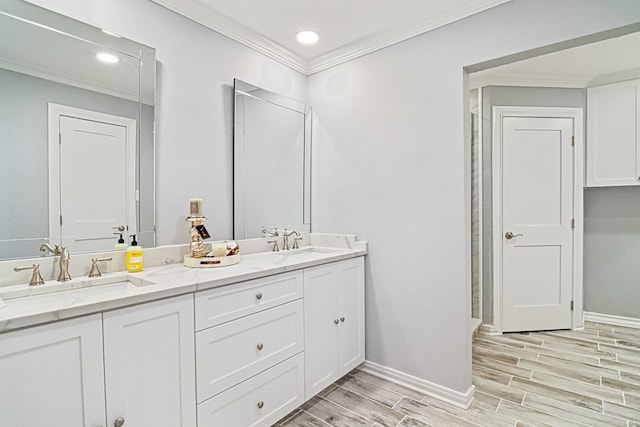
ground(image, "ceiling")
xmin=149 ymin=0 xmax=512 ymax=75
xmin=469 ymin=31 xmax=640 ymax=88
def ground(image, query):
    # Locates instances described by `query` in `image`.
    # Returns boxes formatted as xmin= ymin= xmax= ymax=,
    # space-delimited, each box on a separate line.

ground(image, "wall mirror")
xmin=0 ymin=0 xmax=156 ymax=260
xmin=233 ymin=79 xmax=311 ymax=239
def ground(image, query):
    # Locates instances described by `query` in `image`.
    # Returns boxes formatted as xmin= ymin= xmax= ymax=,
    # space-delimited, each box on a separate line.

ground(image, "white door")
xmin=501 ymin=116 xmax=574 ymax=332
xmin=103 ymin=294 xmax=196 ymax=427
xmin=59 ymin=115 xmax=129 ymax=252
xmin=0 ymin=315 xmax=106 ymax=426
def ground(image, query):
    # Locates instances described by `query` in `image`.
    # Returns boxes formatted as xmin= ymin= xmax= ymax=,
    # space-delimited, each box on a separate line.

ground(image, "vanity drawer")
xmin=197 ymin=353 xmax=304 ymax=427
xmin=195 ymin=300 xmax=304 ymax=403
xmin=195 ymin=270 xmax=303 ymax=331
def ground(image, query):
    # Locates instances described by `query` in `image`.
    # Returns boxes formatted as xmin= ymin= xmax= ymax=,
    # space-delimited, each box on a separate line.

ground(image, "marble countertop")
xmin=0 ymin=241 xmax=367 ymax=333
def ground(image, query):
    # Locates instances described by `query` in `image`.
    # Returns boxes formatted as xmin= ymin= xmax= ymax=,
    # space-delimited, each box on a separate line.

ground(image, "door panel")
xmin=0 ymin=315 xmax=105 ymax=426
xmin=502 ymin=116 xmax=573 ymax=332
xmin=60 ymin=115 xmax=128 ymax=252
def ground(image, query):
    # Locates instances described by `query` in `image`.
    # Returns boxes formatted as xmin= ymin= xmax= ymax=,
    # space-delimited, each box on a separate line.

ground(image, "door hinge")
xmin=571 ymin=135 xmax=575 ymax=147
xmin=571 ymin=219 xmax=575 ymax=229
xmin=60 ymin=215 xmax=63 ymax=226
xmin=570 ymin=301 xmax=574 ymax=311
xmin=59 ymin=133 xmax=62 ymax=144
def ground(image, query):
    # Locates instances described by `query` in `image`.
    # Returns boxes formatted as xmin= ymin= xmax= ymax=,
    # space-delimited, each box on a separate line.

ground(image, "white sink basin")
xmin=0 ymin=274 xmax=155 ymax=301
xmin=274 ymin=246 xmax=342 ymax=256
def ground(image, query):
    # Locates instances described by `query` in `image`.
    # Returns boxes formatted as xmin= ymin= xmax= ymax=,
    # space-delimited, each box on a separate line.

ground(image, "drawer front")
xmin=195 ymin=271 xmax=303 ymax=331
xmin=197 ymin=353 xmax=304 ymax=427
xmin=196 ymin=300 xmax=304 ymax=402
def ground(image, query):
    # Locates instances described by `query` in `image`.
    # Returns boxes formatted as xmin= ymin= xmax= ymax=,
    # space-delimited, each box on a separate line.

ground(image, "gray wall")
xmin=30 ymin=0 xmax=640 ymax=397
xmin=584 ymin=187 xmax=640 ymax=318
xmin=481 ymin=85 xmax=586 ymax=324
xmin=0 ymin=68 xmax=154 ymax=258
xmin=308 ymin=1 xmax=640 ymax=395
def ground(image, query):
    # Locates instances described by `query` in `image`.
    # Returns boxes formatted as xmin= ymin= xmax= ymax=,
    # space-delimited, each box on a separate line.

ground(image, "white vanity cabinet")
xmin=0 ymin=294 xmax=196 ymax=427
xmin=586 ymin=79 xmax=640 ymax=187
xmin=0 ymin=314 xmax=106 ymax=427
xmin=304 ymin=257 xmax=365 ymax=398
xmin=195 ymin=271 xmax=306 ymax=427
xmin=103 ymin=294 xmax=196 ymax=427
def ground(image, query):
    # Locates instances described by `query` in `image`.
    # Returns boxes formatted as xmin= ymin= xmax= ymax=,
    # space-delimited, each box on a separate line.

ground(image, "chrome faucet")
xmin=40 ymin=243 xmax=72 ymax=282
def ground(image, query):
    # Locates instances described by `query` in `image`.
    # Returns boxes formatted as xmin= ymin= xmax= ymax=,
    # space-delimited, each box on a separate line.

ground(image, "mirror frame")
xmin=233 ymin=79 xmax=311 ymax=239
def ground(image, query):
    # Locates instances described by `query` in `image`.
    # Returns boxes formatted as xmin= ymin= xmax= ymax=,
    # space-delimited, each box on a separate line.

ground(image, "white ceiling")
xmin=149 ymin=0 xmax=512 ymax=74
xmin=470 ymin=31 xmax=640 ymax=88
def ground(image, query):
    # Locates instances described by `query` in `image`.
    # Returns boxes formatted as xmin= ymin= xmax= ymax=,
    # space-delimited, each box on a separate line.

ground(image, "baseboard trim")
xmin=360 ymin=360 xmax=475 ymax=409
xmin=583 ymin=311 xmax=640 ymax=329
xmin=479 ymin=324 xmax=501 ymax=335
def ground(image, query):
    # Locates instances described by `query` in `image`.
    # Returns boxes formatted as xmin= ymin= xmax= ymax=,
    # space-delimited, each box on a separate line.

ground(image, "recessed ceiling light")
xmin=296 ymin=30 xmax=319 ymax=45
xmin=96 ymin=52 xmax=119 ymax=64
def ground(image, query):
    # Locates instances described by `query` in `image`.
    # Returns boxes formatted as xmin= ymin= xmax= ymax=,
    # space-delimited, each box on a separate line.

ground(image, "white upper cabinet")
xmin=586 ymin=79 xmax=640 ymax=187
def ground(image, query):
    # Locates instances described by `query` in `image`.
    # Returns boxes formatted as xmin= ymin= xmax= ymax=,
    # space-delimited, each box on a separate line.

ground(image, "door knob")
xmin=114 ymin=418 xmax=125 ymax=427
xmin=505 ymin=232 xmax=524 ymax=240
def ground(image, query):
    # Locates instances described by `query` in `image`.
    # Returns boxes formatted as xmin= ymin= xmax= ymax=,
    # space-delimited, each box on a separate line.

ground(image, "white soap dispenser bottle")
xmin=114 ymin=233 xmax=128 ymax=250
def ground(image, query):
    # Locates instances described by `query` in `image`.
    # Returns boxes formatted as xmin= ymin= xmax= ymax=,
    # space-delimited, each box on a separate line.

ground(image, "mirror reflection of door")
xmin=49 ymin=104 xmax=137 ymax=253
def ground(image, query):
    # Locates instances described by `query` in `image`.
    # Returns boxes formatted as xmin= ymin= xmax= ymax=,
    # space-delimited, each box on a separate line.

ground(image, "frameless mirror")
xmin=233 ymin=79 xmax=311 ymax=239
xmin=0 ymin=0 xmax=156 ymax=260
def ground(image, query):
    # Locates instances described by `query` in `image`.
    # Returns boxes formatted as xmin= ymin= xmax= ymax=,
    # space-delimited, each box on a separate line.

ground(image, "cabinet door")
xmin=103 ymin=294 xmax=196 ymax=427
xmin=338 ymin=257 xmax=365 ymax=375
xmin=587 ymin=81 xmax=639 ymax=186
xmin=0 ymin=314 xmax=106 ymax=427
xmin=303 ymin=263 xmax=339 ymax=398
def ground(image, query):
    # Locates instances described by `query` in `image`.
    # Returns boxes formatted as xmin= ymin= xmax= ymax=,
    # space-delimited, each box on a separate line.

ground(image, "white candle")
xmin=189 ymin=198 xmax=203 ymax=216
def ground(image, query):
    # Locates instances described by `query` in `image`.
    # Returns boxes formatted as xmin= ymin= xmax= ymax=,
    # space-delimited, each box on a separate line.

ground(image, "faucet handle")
xmin=267 ymin=240 xmax=280 ymax=252
xmin=89 ymin=257 xmax=113 ymax=278
xmin=14 ymin=264 xmax=45 ymax=286
xmin=293 ymin=237 xmax=302 ymax=250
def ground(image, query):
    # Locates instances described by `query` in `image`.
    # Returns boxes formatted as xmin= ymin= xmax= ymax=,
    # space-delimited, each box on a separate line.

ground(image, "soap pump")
xmin=126 ymin=235 xmax=143 ymax=272
xmin=114 ymin=233 xmax=128 ymax=250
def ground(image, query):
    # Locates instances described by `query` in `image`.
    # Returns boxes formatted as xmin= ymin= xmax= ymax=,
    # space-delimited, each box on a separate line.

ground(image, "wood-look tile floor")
xmin=275 ymin=321 xmax=640 ymax=426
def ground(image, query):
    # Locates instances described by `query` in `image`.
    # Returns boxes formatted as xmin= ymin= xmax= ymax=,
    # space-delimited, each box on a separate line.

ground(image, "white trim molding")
xmin=360 ymin=360 xmax=475 ymax=409
xmin=492 ymin=107 xmax=584 ymax=334
xmin=583 ymin=312 xmax=640 ymax=329
xmin=149 ymin=0 xmax=510 ymax=75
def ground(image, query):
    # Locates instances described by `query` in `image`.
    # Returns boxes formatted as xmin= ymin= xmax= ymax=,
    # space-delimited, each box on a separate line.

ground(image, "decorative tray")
xmin=183 ymin=254 xmax=240 ymax=268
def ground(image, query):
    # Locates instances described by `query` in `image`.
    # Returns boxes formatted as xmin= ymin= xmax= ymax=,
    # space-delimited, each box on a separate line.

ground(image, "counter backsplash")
xmin=0 ymin=234 xmax=362 ymax=287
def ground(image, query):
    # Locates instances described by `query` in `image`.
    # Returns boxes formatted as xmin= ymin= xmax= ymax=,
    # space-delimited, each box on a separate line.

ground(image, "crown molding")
xmin=306 ymin=0 xmax=512 ymax=74
xmin=151 ymin=0 xmax=511 ymax=75
xmin=149 ymin=0 xmax=309 ymax=74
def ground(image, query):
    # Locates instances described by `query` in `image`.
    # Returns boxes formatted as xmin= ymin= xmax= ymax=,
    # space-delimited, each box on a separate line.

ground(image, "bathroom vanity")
xmin=0 ymin=235 xmax=366 ymax=427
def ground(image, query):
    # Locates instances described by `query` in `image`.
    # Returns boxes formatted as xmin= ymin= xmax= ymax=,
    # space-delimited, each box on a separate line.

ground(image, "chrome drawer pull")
xmin=256 ymin=292 xmax=263 ymax=300
xmin=257 ymin=401 xmax=264 ymax=409
xmin=257 ymin=343 xmax=264 ymax=350
xmin=114 ymin=417 xmax=125 ymax=427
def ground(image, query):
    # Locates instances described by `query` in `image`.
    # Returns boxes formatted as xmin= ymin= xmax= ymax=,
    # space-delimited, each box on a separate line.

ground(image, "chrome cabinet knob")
xmin=257 ymin=343 xmax=264 ymax=350
xmin=334 ymin=319 xmax=339 ymax=324
xmin=340 ymin=317 xmax=345 ymax=323
xmin=256 ymin=292 xmax=263 ymax=300
xmin=505 ymin=231 xmax=524 ymax=240
xmin=114 ymin=417 xmax=125 ymax=427
xmin=257 ymin=401 xmax=264 ymax=409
